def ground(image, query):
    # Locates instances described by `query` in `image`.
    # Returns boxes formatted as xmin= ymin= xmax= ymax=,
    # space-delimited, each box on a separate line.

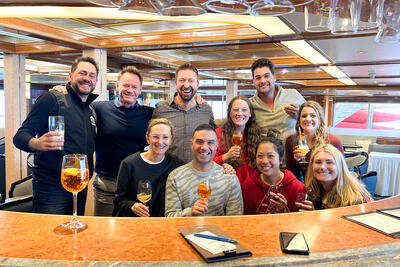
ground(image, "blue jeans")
xmin=32 ymin=180 xmax=87 ymax=215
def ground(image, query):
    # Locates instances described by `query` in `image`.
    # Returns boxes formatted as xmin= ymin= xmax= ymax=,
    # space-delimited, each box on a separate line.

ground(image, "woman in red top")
xmin=295 ymin=144 xmax=372 ymax=211
xmin=213 ymin=95 xmax=262 ymax=183
xmin=241 ymin=135 xmax=305 ymax=214
xmin=285 ymin=101 xmax=344 ymax=181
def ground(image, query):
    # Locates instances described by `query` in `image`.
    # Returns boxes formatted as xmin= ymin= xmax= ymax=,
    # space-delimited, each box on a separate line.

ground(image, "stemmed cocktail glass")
xmin=60 ymin=154 xmax=89 ymax=229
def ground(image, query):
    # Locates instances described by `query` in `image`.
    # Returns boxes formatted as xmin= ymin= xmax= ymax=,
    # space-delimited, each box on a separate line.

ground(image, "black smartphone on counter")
xmin=279 ymin=232 xmax=310 ymax=255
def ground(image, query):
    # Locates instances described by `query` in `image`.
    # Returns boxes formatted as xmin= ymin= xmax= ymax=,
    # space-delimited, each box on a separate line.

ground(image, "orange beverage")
xmin=61 ymin=167 xmax=89 ymax=193
xmin=137 ymin=193 xmax=152 ymax=204
xmin=197 ymin=183 xmax=211 ymax=200
xmin=298 ymin=145 xmax=310 ymax=156
xmin=232 ymin=134 xmax=243 ymax=146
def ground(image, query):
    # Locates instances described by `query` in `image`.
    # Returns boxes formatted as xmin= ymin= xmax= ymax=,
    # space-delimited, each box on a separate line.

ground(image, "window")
xmin=332 ymin=102 xmax=400 ymax=137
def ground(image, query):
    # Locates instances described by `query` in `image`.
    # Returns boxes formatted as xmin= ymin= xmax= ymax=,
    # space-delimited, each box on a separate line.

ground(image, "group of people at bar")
xmin=12 ymin=56 xmax=372 ymax=218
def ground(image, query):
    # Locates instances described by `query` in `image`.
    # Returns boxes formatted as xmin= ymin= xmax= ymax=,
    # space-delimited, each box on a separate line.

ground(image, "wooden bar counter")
xmin=1 ymin=197 xmax=400 ymax=266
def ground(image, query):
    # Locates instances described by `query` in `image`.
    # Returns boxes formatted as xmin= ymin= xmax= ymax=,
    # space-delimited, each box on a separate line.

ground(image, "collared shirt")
xmin=249 ymin=85 xmax=305 ymax=142
xmin=91 ymin=99 xmax=154 ymax=178
xmin=113 ymin=98 xmax=140 ymax=109
xmin=152 ymin=96 xmax=214 ymax=163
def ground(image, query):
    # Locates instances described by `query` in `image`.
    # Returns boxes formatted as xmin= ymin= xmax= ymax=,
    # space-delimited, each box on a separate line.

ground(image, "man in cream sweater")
xmin=165 ymin=124 xmax=243 ymax=217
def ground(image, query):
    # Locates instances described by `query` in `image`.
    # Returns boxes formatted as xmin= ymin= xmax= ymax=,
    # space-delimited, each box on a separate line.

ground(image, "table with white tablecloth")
xmin=368 ymin=152 xmax=400 ymax=196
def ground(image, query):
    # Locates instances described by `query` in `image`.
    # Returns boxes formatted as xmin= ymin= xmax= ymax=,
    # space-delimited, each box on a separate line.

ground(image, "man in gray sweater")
xmin=165 ymin=124 xmax=243 ymax=217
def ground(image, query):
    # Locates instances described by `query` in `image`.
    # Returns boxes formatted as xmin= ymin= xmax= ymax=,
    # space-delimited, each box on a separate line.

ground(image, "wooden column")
xmin=82 ymin=49 xmax=107 ymax=216
xmin=226 ymin=80 xmax=238 ymax=106
xmin=4 ymin=54 xmax=27 ymax=197
xmin=83 ymin=49 xmax=107 ymax=101
xmin=324 ymin=96 xmax=333 ymax=127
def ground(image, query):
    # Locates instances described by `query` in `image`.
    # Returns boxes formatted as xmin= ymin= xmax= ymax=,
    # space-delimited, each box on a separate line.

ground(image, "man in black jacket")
xmin=13 ymin=56 xmax=98 ymax=215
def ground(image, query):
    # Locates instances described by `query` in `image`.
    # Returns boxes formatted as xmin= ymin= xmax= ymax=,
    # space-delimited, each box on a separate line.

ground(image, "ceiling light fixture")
xmin=281 ymin=40 xmax=331 ymax=65
xmin=321 ymin=65 xmax=356 ymax=85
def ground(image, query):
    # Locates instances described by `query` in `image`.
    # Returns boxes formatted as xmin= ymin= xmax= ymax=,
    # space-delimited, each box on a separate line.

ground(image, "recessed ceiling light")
xmin=357 ymin=50 xmax=365 ymax=54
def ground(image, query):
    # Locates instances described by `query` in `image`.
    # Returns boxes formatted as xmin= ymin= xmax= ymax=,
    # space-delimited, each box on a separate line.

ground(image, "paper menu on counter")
xmin=178 ymin=224 xmax=252 ymax=263
xmin=185 ymin=231 xmax=236 ymax=255
xmin=343 ymin=209 xmax=400 ymax=238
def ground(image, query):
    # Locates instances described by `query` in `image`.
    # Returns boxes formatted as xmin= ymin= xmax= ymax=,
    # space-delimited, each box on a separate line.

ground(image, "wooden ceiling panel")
xmin=286 ymin=79 xmax=346 ymax=86
xmin=15 ymin=42 xmax=75 ymax=54
xmin=192 ymin=56 xmax=310 ymax=70
xmin=0 ymin=2 xmax=399 ymax=93
xmin=0 ymin=41 xmax=15 ymax=53
xmin=0 ymin=18 xmax=99 ymax=48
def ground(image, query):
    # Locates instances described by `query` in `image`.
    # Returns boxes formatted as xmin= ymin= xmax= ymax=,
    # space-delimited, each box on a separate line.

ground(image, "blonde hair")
xmin=146 ymin=118 xmax=175 ymax=141
xmin=305 ymin=144 xmax=371 ymax=209
xmin=295 ymin=101 xmax=326 ymax=149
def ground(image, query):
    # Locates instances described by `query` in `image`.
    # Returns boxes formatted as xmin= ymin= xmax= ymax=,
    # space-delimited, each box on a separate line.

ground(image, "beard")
xmin=177 ymin=86 xmax=196 ymax=102
xmin=71 ymin=80 xmax=95 ymax=96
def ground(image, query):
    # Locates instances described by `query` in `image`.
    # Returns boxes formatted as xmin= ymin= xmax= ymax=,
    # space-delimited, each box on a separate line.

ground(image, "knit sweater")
xmin=165 ymin=162 xmax=243 ymax=217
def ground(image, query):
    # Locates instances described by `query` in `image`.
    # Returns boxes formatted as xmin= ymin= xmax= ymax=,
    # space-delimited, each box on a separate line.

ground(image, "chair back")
xmin=345 ymin=151 xmax=368 ymax=176
xmin=360 ymin=171 xmax=377 ymax=198
xmin=9 ymin=175 xmax=33 ymax=198
xmin=0 ymin=175 xmax=33 ymax=212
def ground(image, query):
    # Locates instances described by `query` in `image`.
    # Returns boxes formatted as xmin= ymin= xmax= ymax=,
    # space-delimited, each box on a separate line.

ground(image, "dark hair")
xmin=192 ymin=124 xmax=216 ymax=137
xmin=71 ymin=56 xmax=99 ymax=75
xmin=250 ymin=131 xmax=284 ymax=167
xmin=176 ymin=63 xmax=199 ymax=79
xmin=251 ymin=58 xmax=275 ymax=78
xmin=222 ymin=95 xmax=262 ymax=168
xmin=118 ymin=66 xmax=143 ymax=86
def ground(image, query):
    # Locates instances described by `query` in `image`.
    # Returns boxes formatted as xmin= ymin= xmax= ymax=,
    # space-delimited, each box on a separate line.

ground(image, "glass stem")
xmin=72 ymin=192 xmax=78 ymax=222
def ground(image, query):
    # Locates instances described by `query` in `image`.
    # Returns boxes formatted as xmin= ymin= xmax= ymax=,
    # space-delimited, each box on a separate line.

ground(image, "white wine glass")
xmin=197 ymin=179 xmax=211 ymax=201
xmin=49 ymin=116 xmax=65 ymax=150
xmin=137 ymin=180 xmax=152 ymax=206
xmin=60 ymin=154 xmax=89 ymax=229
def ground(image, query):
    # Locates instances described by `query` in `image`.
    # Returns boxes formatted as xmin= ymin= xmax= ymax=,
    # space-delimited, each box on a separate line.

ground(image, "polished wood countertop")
xmin=1 ymin=197 xmax=400 ymax=266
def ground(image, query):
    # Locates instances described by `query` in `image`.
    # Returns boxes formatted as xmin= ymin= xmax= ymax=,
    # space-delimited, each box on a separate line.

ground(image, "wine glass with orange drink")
xmin=298 ymin=132 xmax=310 ymax=164
xmin=60 ymin=154 xmax=89 ymax=229
xmin=232 ymin=131 xmax=243 ymax=147
xmin=137 ymin=180 xmax=152 ymax=206
xmin=232 ymin=130 xmax=243 ymax=161
xmin=197 ymin=179 xmax=211 ymax=201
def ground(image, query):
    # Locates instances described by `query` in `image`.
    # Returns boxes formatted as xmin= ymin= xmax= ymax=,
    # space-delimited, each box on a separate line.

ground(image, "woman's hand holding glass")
xmin=293 ymin=146 xmax=307 ymax=162
xmin=222 ymin=145 xmax=241 ymax=162
xmin=137 ymin=180 xmax=152 ymax=204
xmin=135 ymin=180 xmax=152 ymax=217
xmin=268 ymin=192 xmax=288 ymax=213
xmin=131 ymin=202 xmax=150 ymax=217
xmin=295 ymin=191 xmax=315 ymax=211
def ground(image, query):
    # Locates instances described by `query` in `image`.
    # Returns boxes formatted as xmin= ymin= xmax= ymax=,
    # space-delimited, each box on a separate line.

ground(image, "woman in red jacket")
xmin=242 ymin=135 xmax=305 ymax=214
xmin=213 ymin=95 xmax=262 ymax=184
